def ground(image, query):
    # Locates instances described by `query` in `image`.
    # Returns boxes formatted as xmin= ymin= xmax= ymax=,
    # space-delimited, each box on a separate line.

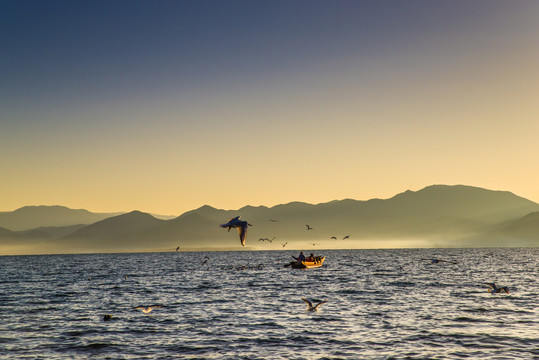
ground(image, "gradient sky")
xmin=1 ymin=0 xmax=538 ymax=216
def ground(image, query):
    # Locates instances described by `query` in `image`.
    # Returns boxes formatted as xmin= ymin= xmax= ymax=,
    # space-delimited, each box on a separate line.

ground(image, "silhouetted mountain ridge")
xmin=2 ymin=185 xmax=538 ymax=254
xmin=0 ymin=205 xmax=121 ymax=231
xmin=495 ymin=211 xmax=539 ymax=238
xmin=65 ymin=211 xmax=165 ymax=240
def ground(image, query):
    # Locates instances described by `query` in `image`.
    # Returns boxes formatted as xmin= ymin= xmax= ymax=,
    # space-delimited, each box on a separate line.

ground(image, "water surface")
xmin=1 ymin=248 xmax=537 ymax=359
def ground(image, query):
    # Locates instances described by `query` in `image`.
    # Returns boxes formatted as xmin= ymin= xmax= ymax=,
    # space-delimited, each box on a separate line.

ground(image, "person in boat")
xmin=307 ymin=253 xmax=315 ymax=262
xmin=293 ymin=252 xmax=306 ymax=262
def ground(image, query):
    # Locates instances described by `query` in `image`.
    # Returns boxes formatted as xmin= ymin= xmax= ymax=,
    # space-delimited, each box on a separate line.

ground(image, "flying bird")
xmin=134 ymin=305 xmax=163 ymax=313
xmin=269 ymin=219 xmax=279 ymax=222
xmin=301 ymin=298 xmax=328 ymax=312
xmin=175 ymin=246 xmax=180 ymax=252
xmin=484 ymin=282 xmax=510 ymax=294
xmin=282 ymin=242 xmax=288 ymax=248
xmin=330 ymin=236 xmax=337 ymax=240
xmin=259 ymin=237 xmax=275 ymax=243
xmin=306 ymin=225 xmax=313 ymax=230
xmin=422 ymin=258 xmax=458 ymax=265
xmin=201 ymin=255 xmax=210 ymax=265
xmin=220 ymin=216 xmax=252 ymax=246
xmin=343 ymin=235 xmax=350 ymax=240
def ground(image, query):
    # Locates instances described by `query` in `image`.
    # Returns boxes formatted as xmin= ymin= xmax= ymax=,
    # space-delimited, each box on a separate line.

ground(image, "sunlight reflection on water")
xmin=0 ymin=248 xmax=538 ymax=359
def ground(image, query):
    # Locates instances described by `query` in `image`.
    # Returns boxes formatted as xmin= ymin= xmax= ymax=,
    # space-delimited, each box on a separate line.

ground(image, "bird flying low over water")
xmin=422 ymin=258 xmax=458 ymax=265
xmin=282 ymin=242 xmax=288 ymax=247
xmin=201 ymin=255 xmax=210 ymax=265
xmin=301 ymin=298 xmax=328 ymax=312
xmin=484 ymin=283 xmax=510 ymax=294
xmin=220 ymin=216 xmax=252 ymax=246
xmin=343 ymin=235 xmax=350 ymax=240
xmin=176 ymin=246 xmax=180 ymax=252
xmin=134 ymin=305 xmax=163 ymax=313
xmin=330 ymin=236 xmax=337 ymax=240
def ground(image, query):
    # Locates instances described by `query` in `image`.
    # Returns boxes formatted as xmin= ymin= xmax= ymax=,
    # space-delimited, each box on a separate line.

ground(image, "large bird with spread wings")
xmin=220 ymin=216 xmax=252 ymax=246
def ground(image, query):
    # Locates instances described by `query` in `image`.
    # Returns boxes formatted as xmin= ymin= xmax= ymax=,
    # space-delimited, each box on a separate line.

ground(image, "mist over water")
xmin=1 ymin=248 xmax=537 ymax=359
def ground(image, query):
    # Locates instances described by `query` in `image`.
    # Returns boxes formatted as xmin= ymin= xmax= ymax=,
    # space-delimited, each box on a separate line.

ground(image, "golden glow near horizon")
xmin=1 ymin=2 xmax=538 ymax=216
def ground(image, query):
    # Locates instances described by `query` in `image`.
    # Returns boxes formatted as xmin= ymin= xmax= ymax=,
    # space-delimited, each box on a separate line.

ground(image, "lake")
xmin=1 ymin=248 xmax=537 ymax=359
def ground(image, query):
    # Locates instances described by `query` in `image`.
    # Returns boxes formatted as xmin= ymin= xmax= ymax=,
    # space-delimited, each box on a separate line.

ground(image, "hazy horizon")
xmin=2 ymin=184 xmax=538 ymax=256
xmin=2 ymin=1 xmax=538 ymax=216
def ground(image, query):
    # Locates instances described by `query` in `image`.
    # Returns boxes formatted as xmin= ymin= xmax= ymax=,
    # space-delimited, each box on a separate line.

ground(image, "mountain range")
xmin=1 ymin=185 xmax=538 ymax=255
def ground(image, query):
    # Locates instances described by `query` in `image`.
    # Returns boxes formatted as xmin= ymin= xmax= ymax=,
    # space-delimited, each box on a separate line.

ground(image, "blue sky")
xmin=2 ymin=1 xmax=538 ymax=214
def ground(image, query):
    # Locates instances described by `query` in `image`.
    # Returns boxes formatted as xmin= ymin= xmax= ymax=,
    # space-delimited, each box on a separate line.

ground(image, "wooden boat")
xmin=289 ymin=256 xmax=325 ymax=269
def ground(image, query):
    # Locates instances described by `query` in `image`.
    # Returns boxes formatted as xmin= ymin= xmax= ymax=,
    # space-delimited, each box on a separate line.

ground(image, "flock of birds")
xmin=143 ymin=215 xmax=509 ymax=322
xmin=219 ymin=216 xmax=350 ymax=248
xmin=103 ymin=216 xmax=336 ymax=322
xmin=218 ymin=216 xmax=510 ymax=294
xmin=103 ymin=279 xmax=508 ymax=321
xmin=217 ymin=216 xmax=510 ymax=303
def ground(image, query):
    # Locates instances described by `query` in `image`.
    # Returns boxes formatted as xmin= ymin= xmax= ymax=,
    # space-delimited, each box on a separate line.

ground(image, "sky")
xmin=1 ymin=0 xmax=538 ymax=216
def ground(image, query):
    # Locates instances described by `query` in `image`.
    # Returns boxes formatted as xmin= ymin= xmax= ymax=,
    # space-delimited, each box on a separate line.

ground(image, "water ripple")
xmin=0 ymin=248 xmax=537 ymax=359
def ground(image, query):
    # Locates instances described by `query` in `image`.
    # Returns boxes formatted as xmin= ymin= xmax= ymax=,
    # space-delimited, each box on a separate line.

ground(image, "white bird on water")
xmin=301 ymin=298 xmax=328 ymax=312
xmin=220 ymin=216 xmax=252 ymax=246
xmin=134 ymin=305 xmax=163 ymax=313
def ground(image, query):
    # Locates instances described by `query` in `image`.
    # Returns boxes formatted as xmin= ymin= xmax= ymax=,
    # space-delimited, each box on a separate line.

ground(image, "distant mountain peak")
xmin=102 ymin=210 xmax=158 ymax=222
xmin=13 ymin=205 xmax=90 ymax=213
xmin=196 ymin=205 xmax=218 ymax=211
xmin=0 ymin=205 xmax=121 ymax=231
xmin=124 ymin=210 xmax=150 ymax=216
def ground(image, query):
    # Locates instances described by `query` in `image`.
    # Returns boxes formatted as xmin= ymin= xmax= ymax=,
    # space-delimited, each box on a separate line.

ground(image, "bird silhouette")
xmin=306 ymin=225 xmax=313 ymax=230
xmin=330 ymin=236 xmax=337 ymax=240
xmin=282 ymin=242 xmax=288 ymax=247
xmin=422 ymin=258 xmax=458 ymax=265
xmin=175 ymin=246 xmax=180 ymax=252
xmin=220 ymin=216 xmax=252 ymax=246
xmin=484 ymin=282 xmax=510 ymax=294
xmin=301 ymin=298 xmax=328 ymax=311
xmin=343 ymin=235 xmax=350 ymax=240
xmin=201 ymin=255 xmax=210 ymax=265
xmin=269 ymin=219 xmax=279 ymax=222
